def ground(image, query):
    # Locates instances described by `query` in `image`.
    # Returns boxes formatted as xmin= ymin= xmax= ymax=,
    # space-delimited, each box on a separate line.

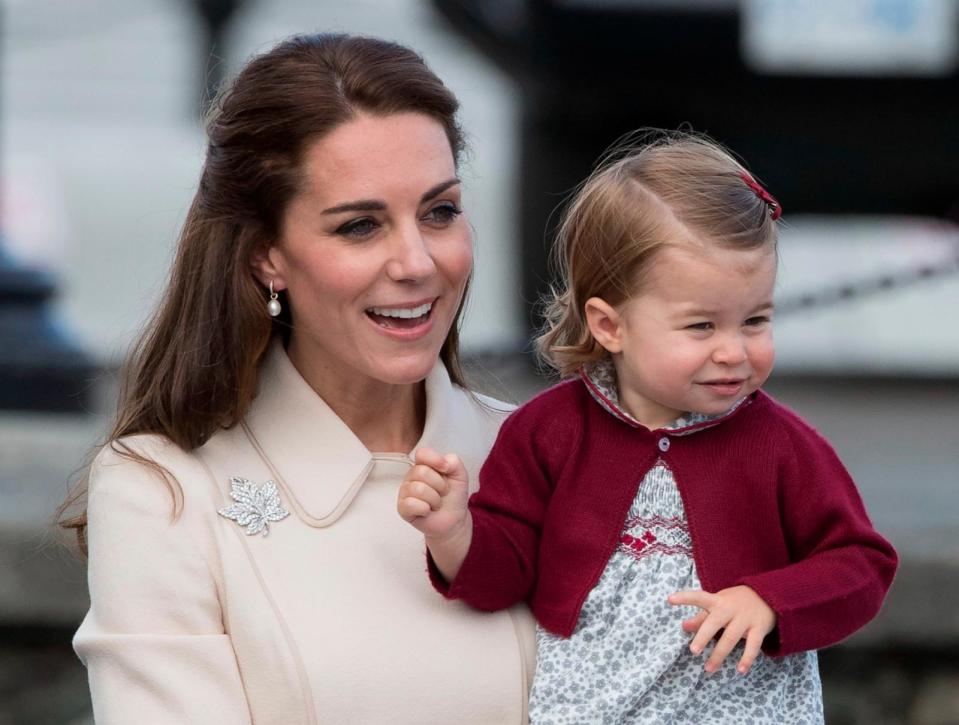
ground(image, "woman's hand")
xmin=667 ymin=585 xmax=777 ymax=675
xmin=397 ymin=447 xmax=473 ymax=582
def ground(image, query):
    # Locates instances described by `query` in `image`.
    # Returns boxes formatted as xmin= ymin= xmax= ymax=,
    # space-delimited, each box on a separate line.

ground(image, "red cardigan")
xmin=430 ymin=379 xmax=898 ymax=657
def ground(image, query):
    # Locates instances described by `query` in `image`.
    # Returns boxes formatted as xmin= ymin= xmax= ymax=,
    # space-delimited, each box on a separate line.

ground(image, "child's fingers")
xmin=681 ymin=611 xmax=708 ymax=633
xmin=397 ymin=496 xmax=432 ymax=522
xmin=737 ymin=629 xmax=765 ymax=675
xmin=442 ymin=453 xmax=468 ymax=483
xmin=411 ymin=450 xmax=469 ymax=489
xmin=688 ymin=611 xmax=728 ymax=656
xmin=668 ymin=590 xmax=714 ymax=610
xmin=413 ymin=448 xmax=466 ymax=478
xmin=414 ymin=447 xmax=451 ymax=472
xmin=671 ymin=590 xmax=723 ymax=653
xmin=704 ymin=621 xmax=746 ymax=673
xmin=404 ymin=480 xmax=443 ymax=511
xmin=406 ymin=464 xmax=450 ymax=496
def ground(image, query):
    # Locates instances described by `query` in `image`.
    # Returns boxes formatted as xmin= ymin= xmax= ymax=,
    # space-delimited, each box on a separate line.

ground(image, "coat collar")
xmin=579 ymin=357 xmax=751 ymax=435
xmin=240 ymin=341 xmax=461 ymax=527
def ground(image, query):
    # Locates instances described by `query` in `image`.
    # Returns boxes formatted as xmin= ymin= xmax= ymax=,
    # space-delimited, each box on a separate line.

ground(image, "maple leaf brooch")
xmin=217 ymin=477 xmax=290 ymax=536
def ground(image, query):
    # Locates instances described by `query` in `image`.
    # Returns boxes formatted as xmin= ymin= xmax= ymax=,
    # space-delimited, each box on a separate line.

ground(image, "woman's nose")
xmin=386 ymin=224 xmax=437 ymax=282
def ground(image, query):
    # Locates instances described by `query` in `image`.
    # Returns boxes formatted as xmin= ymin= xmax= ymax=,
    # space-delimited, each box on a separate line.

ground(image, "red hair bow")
xmin=740 ymin=172 xmax=782 ymax=220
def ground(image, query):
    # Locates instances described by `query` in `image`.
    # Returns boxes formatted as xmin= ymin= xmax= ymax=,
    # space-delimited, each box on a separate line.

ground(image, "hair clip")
xmin=740 ymin=172 xmax=782 ymax=221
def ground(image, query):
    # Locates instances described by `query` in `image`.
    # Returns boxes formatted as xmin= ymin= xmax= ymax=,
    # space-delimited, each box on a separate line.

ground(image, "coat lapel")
xmin=241 ymin=341 xmax=471 ymax=527
xmin=242 ymin=343 xmax=373 ymax=527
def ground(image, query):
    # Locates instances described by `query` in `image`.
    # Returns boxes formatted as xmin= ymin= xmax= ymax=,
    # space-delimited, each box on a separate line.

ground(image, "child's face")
xmin=595 ymin=243 xmax=776 ymax=430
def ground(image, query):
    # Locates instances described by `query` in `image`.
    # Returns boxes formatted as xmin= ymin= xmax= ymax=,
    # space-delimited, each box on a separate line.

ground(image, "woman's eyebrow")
xmin=322 ymin=199 xmax=386 ymax=215
xmin=321 ymin=178 xmax=461 ymax=216
xmin=420 ymin=178 xmax=460 ymax=202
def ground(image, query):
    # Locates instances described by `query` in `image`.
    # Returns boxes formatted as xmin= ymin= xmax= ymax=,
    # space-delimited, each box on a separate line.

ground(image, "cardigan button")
xmin=658 ymin=436 xmax=670 ymax=452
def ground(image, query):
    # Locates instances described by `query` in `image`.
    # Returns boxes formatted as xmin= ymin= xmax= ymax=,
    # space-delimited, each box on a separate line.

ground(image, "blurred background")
xmin=1 ymin=0 xmax=957 ymax=722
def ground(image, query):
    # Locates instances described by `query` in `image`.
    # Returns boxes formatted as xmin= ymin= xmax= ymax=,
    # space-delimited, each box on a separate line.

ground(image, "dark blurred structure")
xmin=432 ymin=0 xmax=959 ymax=333
xmin=0 ymin=246 xmax=97 ymax=412
xmin=0 ymin=16 xmax=96 ymax=412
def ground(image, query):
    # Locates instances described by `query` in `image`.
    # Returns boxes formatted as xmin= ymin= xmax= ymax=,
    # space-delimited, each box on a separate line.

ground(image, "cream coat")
xmin=75 ymin=344 xmax=536 ymax=724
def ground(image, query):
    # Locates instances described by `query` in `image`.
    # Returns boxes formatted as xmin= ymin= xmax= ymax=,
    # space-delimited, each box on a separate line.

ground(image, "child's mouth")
xmin=700 ymin=379 xmax=745 ymax=396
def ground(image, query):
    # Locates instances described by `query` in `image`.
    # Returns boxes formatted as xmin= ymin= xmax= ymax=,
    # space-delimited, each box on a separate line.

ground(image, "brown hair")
xmin=537 ymin=131 xmax=780 ymax=377
xmin=59 ymin=34 xmax=469 ymax=551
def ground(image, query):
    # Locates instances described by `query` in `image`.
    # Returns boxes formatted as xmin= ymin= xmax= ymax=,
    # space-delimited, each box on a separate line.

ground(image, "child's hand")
xmin=397 ymin=447 xmax=470 ymax=543
xmin=668 ymin=585 xmax=776 ymax=675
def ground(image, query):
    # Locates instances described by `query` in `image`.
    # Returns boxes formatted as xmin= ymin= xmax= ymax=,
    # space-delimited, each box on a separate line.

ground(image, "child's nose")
xmin=711 ymin=334 xmax=748 ymax=366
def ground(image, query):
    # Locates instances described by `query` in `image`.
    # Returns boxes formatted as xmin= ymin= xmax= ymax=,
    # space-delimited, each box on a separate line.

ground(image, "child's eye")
xmin=744 ymin=316 xmax=771 ymax=327
xmin=335 ymin=217 xmax=379 ymax=239
xmin=422 ymin=202 xmax=462 ymax=226
xmin=685 ymin=322 xmax=713 ymax=331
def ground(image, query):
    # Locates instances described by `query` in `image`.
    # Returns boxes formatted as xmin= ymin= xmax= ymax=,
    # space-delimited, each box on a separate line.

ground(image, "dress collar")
xmin=579 ymin=357 xmax=750 ymax=435
xmin=241 ymin=340 xmax=460 ymax=527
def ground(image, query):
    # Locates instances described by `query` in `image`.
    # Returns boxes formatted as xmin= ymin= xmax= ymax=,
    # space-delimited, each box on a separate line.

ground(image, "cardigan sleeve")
xmin=429 ymin=398 xmax=569 ymax=611
xmin=74 ymin=440 xmax=252 ymax=725
xmin=737 ymin=411 xmax=898 ymax=657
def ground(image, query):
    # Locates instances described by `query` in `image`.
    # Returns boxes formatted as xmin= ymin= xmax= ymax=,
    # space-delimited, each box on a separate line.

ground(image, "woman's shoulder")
xmin=87 ymin=433 xmax=218 ymax=523
xmin=91 ymin=433 xmax=205 ymax=481
xmin=92 ymin=432 xmax=178 ymax=465
xmin=447 ymin=384 xmax=516 ymax=429
xmin=468 ymin=389 xmax=517 ymax=418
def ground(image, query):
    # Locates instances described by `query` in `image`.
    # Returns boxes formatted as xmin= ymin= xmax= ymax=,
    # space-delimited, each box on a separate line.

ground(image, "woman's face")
xmin=259 ymin=112 xmax=472 ymax=388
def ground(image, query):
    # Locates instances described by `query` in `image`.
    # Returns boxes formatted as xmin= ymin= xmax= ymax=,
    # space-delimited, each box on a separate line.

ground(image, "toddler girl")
xmin=397 ymin=133 xmax=898 ymax=724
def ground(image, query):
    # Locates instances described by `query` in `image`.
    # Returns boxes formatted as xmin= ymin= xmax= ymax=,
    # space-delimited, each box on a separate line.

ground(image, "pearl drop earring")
xmin=267 ymin=281 xmax=282 ymax=317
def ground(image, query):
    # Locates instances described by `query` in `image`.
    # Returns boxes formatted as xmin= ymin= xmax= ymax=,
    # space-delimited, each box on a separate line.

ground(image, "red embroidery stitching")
xmin=631 ymin=542 xmax=693 ymax=560
xmin=624 ymin=514 xmax=687 ymax=532
xmin=621 ymin=531 xmax=657 ymax=552
xmin=619 ymin=532 xmax=692 ymax=562
xmin=619 ymin=515 xmax=692 ymax=562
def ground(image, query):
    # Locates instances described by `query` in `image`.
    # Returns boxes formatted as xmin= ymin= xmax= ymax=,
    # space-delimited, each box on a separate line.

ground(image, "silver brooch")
xmin=217 ymin=477 xmax=290 ymax=536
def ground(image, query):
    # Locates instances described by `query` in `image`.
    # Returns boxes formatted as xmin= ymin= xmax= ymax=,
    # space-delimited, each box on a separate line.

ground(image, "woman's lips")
xmin=364 ymin=299 xmax=436 ymax=337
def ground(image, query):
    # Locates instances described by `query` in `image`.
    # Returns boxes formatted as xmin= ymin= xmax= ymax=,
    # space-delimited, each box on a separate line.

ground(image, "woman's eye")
xmin=745 ymin=316 xmax=771 ymax=327
xmin=423 ymin=202 xmax=462 ymax=226
xmin=335 ymin=217 xmax=379 ymax=239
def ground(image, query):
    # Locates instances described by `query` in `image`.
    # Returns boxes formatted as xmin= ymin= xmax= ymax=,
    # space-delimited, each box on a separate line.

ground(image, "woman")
xmin=62 ymin=33 xmax=535 ymax=724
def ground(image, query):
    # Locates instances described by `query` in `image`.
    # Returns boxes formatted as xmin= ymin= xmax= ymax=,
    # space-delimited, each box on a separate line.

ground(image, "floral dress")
xmin=527 ymin=361 xmax=824 ymax=724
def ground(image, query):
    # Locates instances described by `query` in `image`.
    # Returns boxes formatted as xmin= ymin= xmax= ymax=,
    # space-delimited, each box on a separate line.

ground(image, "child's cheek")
xmin=753 ymin=341 xmax=776 ymax=382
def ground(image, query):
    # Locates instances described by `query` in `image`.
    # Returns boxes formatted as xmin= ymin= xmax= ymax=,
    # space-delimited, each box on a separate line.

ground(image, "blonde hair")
xmin=536 ymin=131 xmax=780 ymax=377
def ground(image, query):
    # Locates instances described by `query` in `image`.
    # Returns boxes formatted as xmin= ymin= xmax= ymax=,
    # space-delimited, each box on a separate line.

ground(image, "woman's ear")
xmin=584 ymin=297 xmax=624 ymax=354
xmin=250 ymin=243 xmax=286 ymax=290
